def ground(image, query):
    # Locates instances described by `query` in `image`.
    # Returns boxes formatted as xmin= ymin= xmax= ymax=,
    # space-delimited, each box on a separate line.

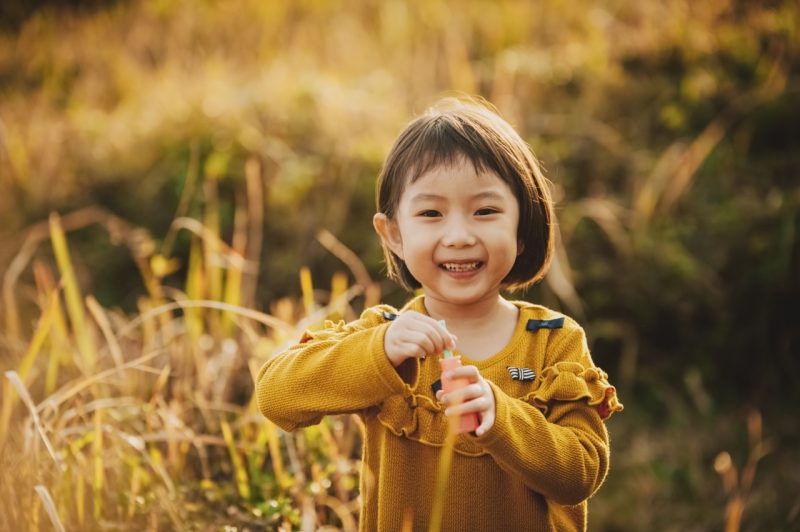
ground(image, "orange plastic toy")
xmin=438 ymin=321 xmax=480 ymax=434
xmin=439 ymin=356 xmax=480 ymax=434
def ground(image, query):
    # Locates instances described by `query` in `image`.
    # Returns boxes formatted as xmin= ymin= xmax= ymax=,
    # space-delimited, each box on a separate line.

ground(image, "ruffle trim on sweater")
xmin=521 ymin=361 xmax=624 ymax=420
xmin=377 ymin=390 xmax=487 ymax=457
xmin=376 ymin=361 xmax=623 ymax=455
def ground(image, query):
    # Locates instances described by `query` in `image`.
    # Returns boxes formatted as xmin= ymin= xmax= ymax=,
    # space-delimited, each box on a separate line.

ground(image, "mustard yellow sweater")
xmin=256 ymin=296 xmax=622 ymax=531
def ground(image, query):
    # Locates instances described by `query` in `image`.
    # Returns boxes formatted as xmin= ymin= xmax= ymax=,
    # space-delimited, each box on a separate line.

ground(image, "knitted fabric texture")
xmin=256 ymin=296 xmax=623 ymax=531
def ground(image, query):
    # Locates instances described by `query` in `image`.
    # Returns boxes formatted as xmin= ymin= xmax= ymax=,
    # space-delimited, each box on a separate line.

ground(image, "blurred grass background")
xmin=0 ymin=0 xmax=798 ymax=530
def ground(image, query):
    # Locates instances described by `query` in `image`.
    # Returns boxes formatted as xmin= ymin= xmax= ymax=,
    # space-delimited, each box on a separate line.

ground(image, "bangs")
xmin=400 ymin=116 xmax=496 ymax=186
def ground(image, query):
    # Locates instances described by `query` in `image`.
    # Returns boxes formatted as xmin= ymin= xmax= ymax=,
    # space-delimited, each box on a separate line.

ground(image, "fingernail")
xmin=444 ymin=409 xmax=451 ymax=416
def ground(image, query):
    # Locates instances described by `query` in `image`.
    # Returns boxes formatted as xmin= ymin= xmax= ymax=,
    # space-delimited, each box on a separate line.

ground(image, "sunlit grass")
xmin=0 ymin=190 xmax=774 ymax=530
xmin=0 ymin=0 xmax=796 ymax=529
xmin=0 ymin=179 xmax=375 ymax=529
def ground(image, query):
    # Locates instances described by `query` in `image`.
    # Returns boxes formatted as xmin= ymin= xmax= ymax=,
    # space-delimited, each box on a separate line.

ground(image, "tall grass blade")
xmin=76 ymin=470 xmax=86 ymax=526
xmin=222 ymin=191 xmax=246 ymax=337
xmin=161 ymin=139 xmax=200 ymax=257
xmin=203 ymin=179 xmax=223 ymax=304
xmin=127 ymin=462 xmax=142 ymax=518
xmin=221 ymin=419 xmax=251 ymax=500
xmin=185 ymin=236 xmax=205 ymax=341
xmin=3 ymin=233 xmax=43 ymax=341
xmin=41 ymin=348 xmax=165 ymax=412
xmin=316 ymin=229 xmax=379 ymax=306
xmin=86 ymin=295 xmax=125 ymax=370
xmin=428 ymin=423 xmax=457 ymax=532
xmin=330 ymin=271 xmax=348 ymax=320
xmin=0 ymin=288 xmax=57 ymax=449
xmin=4 ymin=371 xmax=65 ymax=471
xmin=265 ymin=419 xmax=288 ymax=488
xmin=118 ymin=299 xmax=292 ymax=341
xmin=92 ymin=409 xmax=104 ymax=519
xmin=300 ymin=266 xmax=315 ymax=316
xmin=32 ymin=262 xmax=69 ymax=395
xmin=34 ymin=485 xmax=66 ymax=532
xmin=242 ymin=156 xmax=264 ymax=309
xmin=49 ymin=212 xmax=96 ymax=373
xmin=29 ymin=485 xmax=42 ymax=532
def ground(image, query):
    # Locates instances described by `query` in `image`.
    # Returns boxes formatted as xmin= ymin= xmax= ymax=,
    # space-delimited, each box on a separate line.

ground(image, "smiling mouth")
xmin=440 ymin=261 xmax=483 ymax=272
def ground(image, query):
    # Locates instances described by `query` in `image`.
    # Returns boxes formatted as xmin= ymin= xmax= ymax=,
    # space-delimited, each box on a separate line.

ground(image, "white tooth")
xmin=444 ymin=262 xmax=479 ymax=272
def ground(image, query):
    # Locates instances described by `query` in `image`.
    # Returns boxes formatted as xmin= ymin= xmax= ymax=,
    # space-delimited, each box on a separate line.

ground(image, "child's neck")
xmin=423 ymin=293 xmax=507 ymax=322
xmin=423 ymin=293 xmax=519 ymax=361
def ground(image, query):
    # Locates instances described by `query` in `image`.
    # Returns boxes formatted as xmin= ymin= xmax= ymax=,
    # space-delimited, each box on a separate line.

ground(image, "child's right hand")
xmin=384 ymin=311 xmax=457 ymax=367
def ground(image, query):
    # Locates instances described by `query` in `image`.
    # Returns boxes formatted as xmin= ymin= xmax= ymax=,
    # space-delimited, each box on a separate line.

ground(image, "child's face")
xmin=375 ymin=156 xmax=521 ymax=307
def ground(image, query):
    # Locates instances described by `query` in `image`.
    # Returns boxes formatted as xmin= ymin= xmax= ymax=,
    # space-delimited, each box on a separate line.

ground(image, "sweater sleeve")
xmin=255 ymin=307 xmax=416 ymax=432
xmin=472 ymin=322 xmax=622 ymax=506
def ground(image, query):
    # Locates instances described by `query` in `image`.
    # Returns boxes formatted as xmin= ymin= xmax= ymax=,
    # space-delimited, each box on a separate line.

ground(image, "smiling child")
xmin=256 ymin=97 xmax=623 ymax=531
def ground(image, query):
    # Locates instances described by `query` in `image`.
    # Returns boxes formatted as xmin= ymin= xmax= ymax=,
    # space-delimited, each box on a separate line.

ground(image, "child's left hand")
xmin=436 ymin=365 xmax=496 ymax=437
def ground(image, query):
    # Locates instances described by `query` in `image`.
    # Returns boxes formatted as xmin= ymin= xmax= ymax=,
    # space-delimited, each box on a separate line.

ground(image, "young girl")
xmin=256 ymin=97 xmax=622 ymax=531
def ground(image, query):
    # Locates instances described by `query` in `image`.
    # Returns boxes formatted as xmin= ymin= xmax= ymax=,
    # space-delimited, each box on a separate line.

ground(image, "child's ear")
xmin=373 ymin=213 xmax=404 ymax=259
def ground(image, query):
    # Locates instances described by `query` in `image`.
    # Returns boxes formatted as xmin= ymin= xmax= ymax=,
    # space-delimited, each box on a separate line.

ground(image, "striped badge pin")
xmin=507 ymin=366 xmax=536 ymax=381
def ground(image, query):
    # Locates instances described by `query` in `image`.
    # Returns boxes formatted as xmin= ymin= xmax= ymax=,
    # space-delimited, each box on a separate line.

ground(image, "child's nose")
xmin=441 ymin=221 xmax=477 ymax=247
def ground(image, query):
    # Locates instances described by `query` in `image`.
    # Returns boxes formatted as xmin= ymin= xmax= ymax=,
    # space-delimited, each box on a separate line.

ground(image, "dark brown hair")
xmin=376 ymin=97 xmax=555 ymax=291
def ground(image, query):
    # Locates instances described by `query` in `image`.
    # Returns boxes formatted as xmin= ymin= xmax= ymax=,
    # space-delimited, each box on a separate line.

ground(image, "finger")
xmin=397 ymin=315 xmax=449 ymax=354
xmin=402 ymin=330 xmax=437 ymax=356
xmin=439 ymin=383 xmax=483 ymax=407
xmin=444 ymin=396 xmax=489 ymax=417
xmin=409 ymin=313 xmax=457 ymax=350
xmin=475 ymin=408 xmax=495 ymax=436
xmin=475 ymin=383 xmax=496 ymax=436
xmin=396 ymin=341 xmax=428 ymax=360
xmin=412 ymin=317 xmax=454 ymax=353
xmin=432 ymin=319 xmax=458 ymax=350
xmin=442 ymin=365 xmax=481 ymax=382
xmin=390 ymin=320 xmax=436 ymax=354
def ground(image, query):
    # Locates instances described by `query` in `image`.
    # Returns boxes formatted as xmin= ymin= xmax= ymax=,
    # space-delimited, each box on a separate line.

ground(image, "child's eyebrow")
xmin=409 ymin=193 xmax=445 ymax=202
xmin=409 ymin=191 xmax=506 ymax=202
xmin=472 ymin=191 xmax=505 ymax=201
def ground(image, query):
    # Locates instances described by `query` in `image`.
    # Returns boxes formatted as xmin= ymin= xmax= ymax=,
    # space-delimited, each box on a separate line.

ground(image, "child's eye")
xmin=475 ymin=208 xmax=499 ymax=216
xmin=417 ymin=210 xmax=441 ymax=218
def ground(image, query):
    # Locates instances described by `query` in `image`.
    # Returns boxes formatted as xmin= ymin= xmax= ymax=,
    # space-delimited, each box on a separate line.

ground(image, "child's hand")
xmin=384 ymin=311 xmax=457 ymax=367
xmin=436 ymin=365 xmax=496 ymax=437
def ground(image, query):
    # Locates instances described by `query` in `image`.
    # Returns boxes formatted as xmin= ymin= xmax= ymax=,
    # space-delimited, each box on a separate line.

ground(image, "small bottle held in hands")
xmin=438 ymin=321 xmax=480 ymax=434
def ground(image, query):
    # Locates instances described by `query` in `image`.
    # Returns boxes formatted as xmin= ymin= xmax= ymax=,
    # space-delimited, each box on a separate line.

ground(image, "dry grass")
xmin=0 ymin=176 xmax=376 ymax=529
xmin=1 ymin=1 xmax=796 ymax=529
xmin=0 ymin=176 xmax=775 ymax=531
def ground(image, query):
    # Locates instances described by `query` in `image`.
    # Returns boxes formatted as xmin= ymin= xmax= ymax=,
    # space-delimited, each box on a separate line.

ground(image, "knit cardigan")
xmin=256 ymin=296 xmax=623 ymax=531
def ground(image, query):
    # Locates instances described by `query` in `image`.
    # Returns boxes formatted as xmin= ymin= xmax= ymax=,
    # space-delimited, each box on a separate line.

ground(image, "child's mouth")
xmin=440 ymin=261 xmax=483 ymax=273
